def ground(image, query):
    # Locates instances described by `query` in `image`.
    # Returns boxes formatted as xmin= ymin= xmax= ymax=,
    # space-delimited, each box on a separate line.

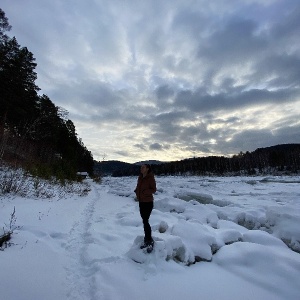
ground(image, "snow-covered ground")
xmin=1 ymin=175 xmax=300 ymax=300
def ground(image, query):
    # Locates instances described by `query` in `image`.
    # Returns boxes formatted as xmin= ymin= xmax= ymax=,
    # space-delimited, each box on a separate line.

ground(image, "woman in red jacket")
xmin=134 ymin=164 xmax=156 ymax=250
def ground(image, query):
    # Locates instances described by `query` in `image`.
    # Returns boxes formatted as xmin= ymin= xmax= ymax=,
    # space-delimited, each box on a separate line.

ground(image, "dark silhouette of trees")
xmin=109 ymin=144 xmax=300 ymax=177
xmin=0 ymin=37 xmax=39 ymax=133
xmin=151 ymin=144 xmax=300 ymax=177
xmin=0 ymin=8 xmax=93 ymax=179
xmin=0 ymin=8 xmax=10 ymax=44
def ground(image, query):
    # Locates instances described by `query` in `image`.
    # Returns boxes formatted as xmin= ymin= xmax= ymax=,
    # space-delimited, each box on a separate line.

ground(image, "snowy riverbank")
xmin=1 ymin=175 xmax=300 ymax=300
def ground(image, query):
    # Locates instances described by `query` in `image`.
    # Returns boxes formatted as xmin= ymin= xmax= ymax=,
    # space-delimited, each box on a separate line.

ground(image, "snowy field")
xmin=1 ymin=175 xmax=300 ymax=300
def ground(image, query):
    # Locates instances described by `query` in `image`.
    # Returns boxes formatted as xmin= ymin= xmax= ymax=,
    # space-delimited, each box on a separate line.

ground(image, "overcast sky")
xmin=1 ymin=0 xmax=300 ymax=163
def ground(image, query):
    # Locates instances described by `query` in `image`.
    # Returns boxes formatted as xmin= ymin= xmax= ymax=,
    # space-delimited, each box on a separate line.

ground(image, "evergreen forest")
xmin=104 ymin=144 xmax=300 ymax=177
xmin=0 ymin=8 xmax=94 ymax=180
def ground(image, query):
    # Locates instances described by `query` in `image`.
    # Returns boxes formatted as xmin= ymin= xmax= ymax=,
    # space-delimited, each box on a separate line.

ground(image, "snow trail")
xmin=64 ymin=181 xmax=136 ymax=300
xmin=64 ymin=185 xmax=99 ymax=300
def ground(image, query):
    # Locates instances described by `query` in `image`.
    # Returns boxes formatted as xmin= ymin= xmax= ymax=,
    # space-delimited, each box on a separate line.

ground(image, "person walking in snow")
xmin=134 ymin=164 xmax=156 ymax=251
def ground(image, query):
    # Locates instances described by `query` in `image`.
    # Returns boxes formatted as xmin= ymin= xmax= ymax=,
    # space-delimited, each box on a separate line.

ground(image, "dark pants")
xmin=139 ymin=202 xmax=153 ymax=242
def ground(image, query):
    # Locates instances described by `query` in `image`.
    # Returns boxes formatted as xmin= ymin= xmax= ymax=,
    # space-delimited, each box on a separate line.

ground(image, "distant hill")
xmin=93 ymin=144 xmax=300 ymax=176
xmin=94 ymin=160 xmax=140 ymax=176
xmin=134 ymin=160 xmax=165 ymax=165
xmin=94 ymin=160 xmax=165 ymax=176
xmin=253 ymin=144 xmax=300 ymax=153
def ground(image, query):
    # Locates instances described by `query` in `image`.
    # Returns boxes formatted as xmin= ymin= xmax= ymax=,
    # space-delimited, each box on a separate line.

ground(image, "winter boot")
xmin=146 ymin=239 xmax=154 ymax=253
xmin=140 ymin=241 xmax=148 ymax=249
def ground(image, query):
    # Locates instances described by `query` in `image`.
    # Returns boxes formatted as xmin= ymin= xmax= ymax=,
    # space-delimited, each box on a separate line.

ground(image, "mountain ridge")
xmin=94 ymin=143 xmax=300 ymax=176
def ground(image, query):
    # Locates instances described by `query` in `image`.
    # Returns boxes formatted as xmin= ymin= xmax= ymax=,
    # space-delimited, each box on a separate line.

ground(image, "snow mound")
xmin=171 ymin=220 xmax=216 ymax=262
xmin=175 ymin=192 xmax=213 ymax=203
xmin=126 ymin=235 xmax=193 ymax=265
xmin=214 ymin=242 xmax=300 ymax=299
xmin=175 ymin=191 xmax=231 ymax=207
xmin=266 ymin=206 xmax=300 ymax=253
xmin=235 ymin=210 xmax=267 ymax=230
xmin=215 ymin=228 xmax=243 ymax=246
xmin=242 ymin=230 xmax=287 ymax=248
xmin=260 ymin=177 xmax=300 ymax=184
xmin=158 ymin=221 xmax=169 ymax=233
xmin=183 ymin=205 xmax=219 ymax=227
xmin=154 ymin=197 xmax=186 ymax=213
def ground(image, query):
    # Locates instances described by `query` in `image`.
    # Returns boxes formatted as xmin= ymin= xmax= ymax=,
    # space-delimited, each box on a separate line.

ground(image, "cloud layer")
xmin=2 ymin=0 xmax=300 ymax=162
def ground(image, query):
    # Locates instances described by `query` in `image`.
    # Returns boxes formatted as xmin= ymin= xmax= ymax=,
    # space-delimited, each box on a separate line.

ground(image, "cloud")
xmin=1 ymin=0 xmax=300 ymax=162
xmin=149 ymin=143 xmax=163 ymax=151
xmin=155 ymin=85 xmax=175 ymax=101
xmin=149 ymin=143 xmax=170 ymax=151
xmin=174 ymin=87 xmax=299 ymax=113
xmin=134 ymin=144 xmax=146 ymax=151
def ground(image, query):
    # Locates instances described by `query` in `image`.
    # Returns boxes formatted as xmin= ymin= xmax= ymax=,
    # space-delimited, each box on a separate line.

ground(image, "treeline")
xmin=94 ymin=160 xmax=140 ymax=177
xmin=111 ymin=144 xmax=300 ymax=177
xmin=0 ymin=9 xmax=93 ymax=180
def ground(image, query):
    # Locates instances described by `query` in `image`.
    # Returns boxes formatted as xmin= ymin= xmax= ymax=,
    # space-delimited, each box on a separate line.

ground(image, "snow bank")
xmin=214 ymin=242 xmax=300 ymax=299
xmin=1 ymin=175 xmax=300 ymax=300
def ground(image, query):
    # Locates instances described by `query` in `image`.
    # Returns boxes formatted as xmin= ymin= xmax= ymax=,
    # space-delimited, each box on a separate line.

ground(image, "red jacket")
xmin=134 ymin=172 xmax=156 ymax=202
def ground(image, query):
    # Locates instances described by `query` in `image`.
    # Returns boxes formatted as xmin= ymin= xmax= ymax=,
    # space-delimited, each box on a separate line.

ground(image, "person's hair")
xmin=145 ymin=164 xmax=152 ymax=174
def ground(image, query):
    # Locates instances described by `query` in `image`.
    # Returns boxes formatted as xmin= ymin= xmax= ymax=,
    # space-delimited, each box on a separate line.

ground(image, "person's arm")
xmin=151 ymin=176 xmax=156 ymax=194
xmin=148 ymin=175 xmax=156 ymax=194
xmin=134 ymin=176 xmax=140 ymax=194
